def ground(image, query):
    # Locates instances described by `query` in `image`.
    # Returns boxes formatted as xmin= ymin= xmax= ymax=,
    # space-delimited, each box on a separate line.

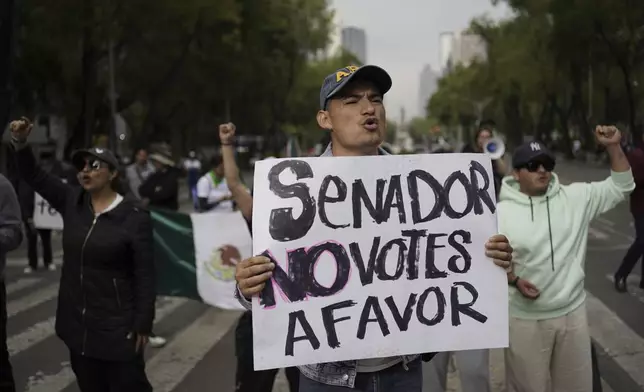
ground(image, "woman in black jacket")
xmin=9 ymin=118 xmax=155 ymax=392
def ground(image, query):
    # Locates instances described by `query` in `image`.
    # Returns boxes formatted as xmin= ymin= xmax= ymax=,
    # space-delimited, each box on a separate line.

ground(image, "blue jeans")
xmin=298 ymin=359 xmax=422 ymax=392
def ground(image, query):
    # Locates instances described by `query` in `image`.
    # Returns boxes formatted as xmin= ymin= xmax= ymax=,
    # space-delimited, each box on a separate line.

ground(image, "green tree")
xmin=12 ymin=0 xmax=333 ymax=156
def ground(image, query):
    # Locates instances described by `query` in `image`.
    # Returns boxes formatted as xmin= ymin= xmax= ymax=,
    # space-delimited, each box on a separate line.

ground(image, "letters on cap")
xmin=530 ymin=142 xmax=541 ymax=152
xmin=335 ymin=65 xmax=359 ymax=82
xmin=95 ymin=148 xmax=104 ymax=154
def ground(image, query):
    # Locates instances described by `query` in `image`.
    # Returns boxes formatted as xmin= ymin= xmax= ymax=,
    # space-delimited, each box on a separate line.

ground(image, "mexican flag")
xmin=151 ymin=208 xmax=251 ymax=310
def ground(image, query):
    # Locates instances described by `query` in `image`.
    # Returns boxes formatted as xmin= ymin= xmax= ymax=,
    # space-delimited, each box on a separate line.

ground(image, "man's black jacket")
xmin=12 ymin=145 xmax=156 ymax=361
xmin=139 ymin=167 xmax=180 ymax=211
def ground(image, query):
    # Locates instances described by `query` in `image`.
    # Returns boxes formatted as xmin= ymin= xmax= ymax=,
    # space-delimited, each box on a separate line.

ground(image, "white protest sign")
xmin=191 ymin=210 xmax=251 ymax=310
xmin=33 ymin=193 xmax=63 ymax=230
xmin=250 ymin=153 xmax=508 ymax=370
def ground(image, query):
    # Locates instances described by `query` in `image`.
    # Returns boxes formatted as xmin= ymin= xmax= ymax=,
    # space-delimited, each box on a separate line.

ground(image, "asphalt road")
xmin=4 ymin=161 xmax=644 ymax=392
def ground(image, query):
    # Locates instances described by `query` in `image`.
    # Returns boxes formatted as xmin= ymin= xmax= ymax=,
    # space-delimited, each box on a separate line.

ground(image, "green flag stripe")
xmin=150 ymin=208 xmax=201 ymax=301
xmin=153 ymin=231 xmax=197 ymax=275
xmin=150 ymin=210 xmax=193 ymax=236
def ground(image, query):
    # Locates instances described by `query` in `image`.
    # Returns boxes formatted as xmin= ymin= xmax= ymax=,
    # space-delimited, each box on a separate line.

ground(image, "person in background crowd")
xmin=126 ymin=148 xmax=155 ymax=200
xmin=499 ymin=128 xmax=632 ymax=392
xmin=614 ymin=130 xmax=644 ymax=292
xmin=218 ymin=123 xmax=300 ymax=392
xmin=8 ymin=150 xmax=61 ymax=274
xmin=195 ymin=155 xmax=233 ymax=213
xmin=233 ymin=65 xmax=514 ymax=392
xmin=139 ymin=148 xmax=180 ymax=212
xmin=461 ymin=121 xmax=507 ymax=197
xmin=137 ymin=147 xmax=179 ymax=348
xmin=0 ymin=151 xmax=24 ymax=392
xmin=9 ymin=117 xmax=156 ymax=392
xmin=183 ymin=150 xmax=202 ymax=201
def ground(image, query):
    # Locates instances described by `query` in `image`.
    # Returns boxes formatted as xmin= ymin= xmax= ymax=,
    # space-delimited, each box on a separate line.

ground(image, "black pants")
xmin=26 ymin=224 xmax=52 ymax=269
xmin=0 ymin=280 xmax=15 ymax=392
xmin=591 ymin=342 xmax=603 ymax=392
xmin=235 ymin=311 xmax=299 ymax=392
xmin=616 ymin=214 xmax=644 ymax=282
xmin=69 ymin=350 xmax=152 ymax=392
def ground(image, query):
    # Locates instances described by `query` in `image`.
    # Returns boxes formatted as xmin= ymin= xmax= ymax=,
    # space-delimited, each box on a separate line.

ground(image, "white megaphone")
xmin=483 ymin=138 xmax=505 ymax=160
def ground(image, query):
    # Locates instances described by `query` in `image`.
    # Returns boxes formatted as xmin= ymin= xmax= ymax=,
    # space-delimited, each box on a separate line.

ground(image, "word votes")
xmin=260 ymin=229 xmax=473 ymax=309
xmin=267 ymin=160 xmax=495 ymax=242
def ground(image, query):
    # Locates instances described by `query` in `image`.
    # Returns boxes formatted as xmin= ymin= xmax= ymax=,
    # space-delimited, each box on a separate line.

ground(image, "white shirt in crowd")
xmin=183 ymin=158 xmax=202 ymax=171
xmin=196 ymin=172 xmax=233 ymax=212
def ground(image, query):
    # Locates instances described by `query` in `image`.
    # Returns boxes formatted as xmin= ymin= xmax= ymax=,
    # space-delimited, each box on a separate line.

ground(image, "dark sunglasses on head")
xmin=79 ymin=159 xmax=107 ymax=172
xmin=519 ymin=160 xmax=555 ymax=172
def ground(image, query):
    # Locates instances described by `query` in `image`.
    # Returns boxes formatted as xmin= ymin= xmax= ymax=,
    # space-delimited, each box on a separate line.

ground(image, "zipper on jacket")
xmin=113 ymin=278 xmax=122 ymax=309
xmin=80 ymin=216 xmax=98 ymax=355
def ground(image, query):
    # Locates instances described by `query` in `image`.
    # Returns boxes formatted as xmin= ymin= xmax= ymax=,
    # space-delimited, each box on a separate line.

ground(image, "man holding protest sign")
xmin=499 ymin=127 xmax=633 ymax=392
xmin=235 ymin=64 xmax=514 ymax=391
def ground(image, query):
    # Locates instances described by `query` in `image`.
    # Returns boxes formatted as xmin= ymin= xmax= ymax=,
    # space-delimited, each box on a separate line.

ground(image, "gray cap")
xmin=319 ymin=65 xmax=392 ymax=110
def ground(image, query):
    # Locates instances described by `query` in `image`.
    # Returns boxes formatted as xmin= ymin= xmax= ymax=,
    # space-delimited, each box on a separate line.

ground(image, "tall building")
xmin=341 ymin=26 xmax=367 ymax=64
xmin=439 ymin=32 xmax=455 ymax=73
xmin=439 ymin=30 xmax=487 ymax=75
xmin=418 ymin=65 xmax=438 ymax=116
xmin=451 ymin=31 xmax=487 ymax=67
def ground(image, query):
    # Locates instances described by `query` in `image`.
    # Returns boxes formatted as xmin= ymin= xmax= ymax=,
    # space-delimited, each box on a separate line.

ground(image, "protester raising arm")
xmin=219 ymin=123 xmax=252 ymax=220
xmin=9 ymin=118 xmax=73 ymax=214
xmin=568 ymin=125 xmax=634 ymax=222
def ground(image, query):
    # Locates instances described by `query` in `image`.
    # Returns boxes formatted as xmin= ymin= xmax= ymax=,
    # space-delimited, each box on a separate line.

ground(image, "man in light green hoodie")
xmin=498 ymin=126 xmax=634 ymax=392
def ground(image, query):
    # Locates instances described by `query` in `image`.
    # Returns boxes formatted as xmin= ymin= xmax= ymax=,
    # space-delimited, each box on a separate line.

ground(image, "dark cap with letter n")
xmin=512 ymin=141 xmax=555 ymax=168
xmin=319 ymin=65 xmax=392 ymax=110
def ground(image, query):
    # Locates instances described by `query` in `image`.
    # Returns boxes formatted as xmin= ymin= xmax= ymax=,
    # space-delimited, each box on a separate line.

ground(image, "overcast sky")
xmin=330 ymin=0 xmax=512 ymax=121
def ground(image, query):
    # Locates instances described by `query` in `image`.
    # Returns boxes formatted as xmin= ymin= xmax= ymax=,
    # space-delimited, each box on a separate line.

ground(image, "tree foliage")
xmin=12 ymin=0 xmax=336 ymax=155
xmin=427 ymin=0 xmax=644 ymax=156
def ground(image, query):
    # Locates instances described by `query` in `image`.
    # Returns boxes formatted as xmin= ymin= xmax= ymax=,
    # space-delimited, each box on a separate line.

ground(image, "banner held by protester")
xmin=33 ymin=193 xmax=63 ymax=230
xmin=251 ymin=153 xmax=508 ymax=370
xmin=191 ymin=210 xmax=250 ymax=310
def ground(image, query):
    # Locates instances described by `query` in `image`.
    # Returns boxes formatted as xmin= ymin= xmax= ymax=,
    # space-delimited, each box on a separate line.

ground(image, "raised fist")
xmin=595 ymin=125 xmax=621 ymax=146
xmin=9 ymin=117 xmax=33 ymax=143
xmin=219 ymin=122 xmax=236 ymax=145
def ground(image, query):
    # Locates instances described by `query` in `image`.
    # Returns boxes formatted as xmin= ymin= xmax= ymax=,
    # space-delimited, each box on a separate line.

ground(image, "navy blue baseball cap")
xmin=512 ymin=141 xmax=555 ymax=169
xmin=319 ymin=65 xmax=392 ymax=110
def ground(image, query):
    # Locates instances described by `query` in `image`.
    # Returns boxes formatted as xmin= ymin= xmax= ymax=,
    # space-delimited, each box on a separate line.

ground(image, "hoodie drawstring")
xmin=546 ymin=196 xmax=554 ymax=271
xmin=529 ymin=196 xmax=555 ymax=271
